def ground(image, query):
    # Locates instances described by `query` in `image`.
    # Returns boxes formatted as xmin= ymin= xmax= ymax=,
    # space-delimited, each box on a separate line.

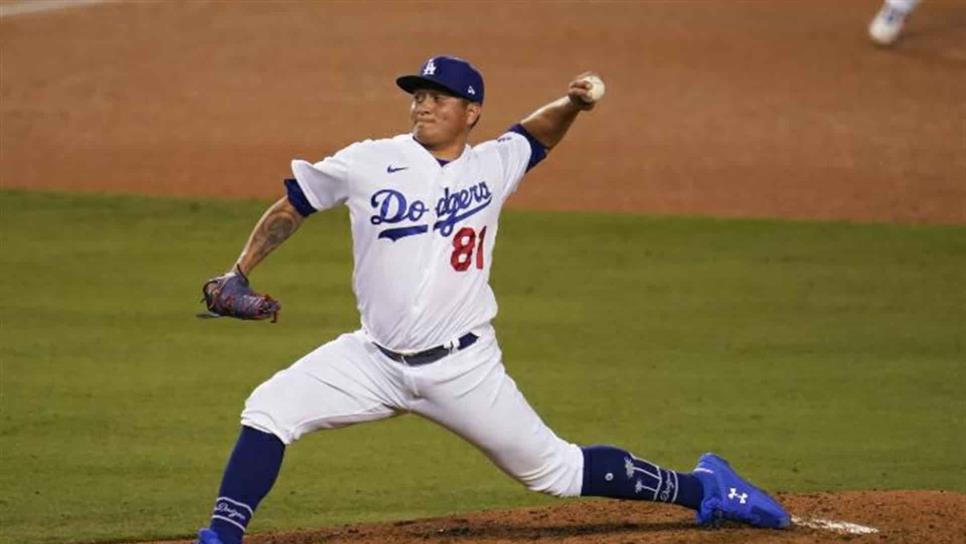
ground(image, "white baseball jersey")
xmin=242 ymin=126 xmax=585 ymax=499
xmin=290 ymin=129 xmax=536 ymax=353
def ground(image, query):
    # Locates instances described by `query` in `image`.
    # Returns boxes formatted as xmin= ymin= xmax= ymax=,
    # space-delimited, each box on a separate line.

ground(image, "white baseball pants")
xmin=241 ymin=326 xmax=585 ymax=497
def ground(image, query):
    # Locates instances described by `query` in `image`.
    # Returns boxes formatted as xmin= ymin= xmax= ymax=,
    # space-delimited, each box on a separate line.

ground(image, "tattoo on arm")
xmin=251 ymin=208 xmax=299 ymax=262
xmin=235 ymin=198 xmax=304 ymax=275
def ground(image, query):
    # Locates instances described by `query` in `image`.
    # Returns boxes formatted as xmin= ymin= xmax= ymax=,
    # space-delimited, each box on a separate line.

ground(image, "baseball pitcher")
xmin=196 ymin=56 xmax=790 ymax=544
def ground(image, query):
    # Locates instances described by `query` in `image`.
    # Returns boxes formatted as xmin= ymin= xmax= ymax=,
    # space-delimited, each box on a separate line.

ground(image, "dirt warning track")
xmin=2 ymin=1 xmax=964 ymax=224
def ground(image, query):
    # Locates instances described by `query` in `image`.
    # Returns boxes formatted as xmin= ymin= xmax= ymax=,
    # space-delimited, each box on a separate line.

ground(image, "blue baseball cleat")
xmin=196 ymin=528 xmax=225 ymax=544
xmin=692 ymin=453 xmax=791 ymax=529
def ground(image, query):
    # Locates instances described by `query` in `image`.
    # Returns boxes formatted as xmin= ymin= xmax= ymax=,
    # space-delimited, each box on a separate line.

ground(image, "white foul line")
xmin=792 ymin=516 xmax=879 ymax=535
xmin=0 ymin=0 xmax=112 ymax=18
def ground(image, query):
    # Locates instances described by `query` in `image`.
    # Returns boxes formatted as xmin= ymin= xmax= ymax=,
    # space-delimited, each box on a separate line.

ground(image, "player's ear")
xmin=466 ymin=102 xmax=482 ymax=128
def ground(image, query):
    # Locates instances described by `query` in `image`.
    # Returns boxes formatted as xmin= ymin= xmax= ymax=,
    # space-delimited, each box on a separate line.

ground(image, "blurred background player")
xmin=868 ymin=0 xmax=922 ymax=45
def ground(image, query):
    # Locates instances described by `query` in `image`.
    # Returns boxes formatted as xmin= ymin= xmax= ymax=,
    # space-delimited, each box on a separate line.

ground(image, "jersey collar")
xmin=406 ymin=134 xmax=470 ymax=169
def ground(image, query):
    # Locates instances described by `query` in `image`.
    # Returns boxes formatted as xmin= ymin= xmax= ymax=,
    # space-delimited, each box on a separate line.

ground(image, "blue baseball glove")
xmin=200 ymin=267 xmax=280 ymax=322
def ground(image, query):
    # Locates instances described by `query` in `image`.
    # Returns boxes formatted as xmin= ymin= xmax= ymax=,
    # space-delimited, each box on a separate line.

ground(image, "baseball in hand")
xmin=580 ymin=75 xmax=606 ymax=104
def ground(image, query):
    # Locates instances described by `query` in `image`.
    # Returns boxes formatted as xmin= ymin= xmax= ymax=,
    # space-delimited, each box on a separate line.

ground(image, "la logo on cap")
xmin=467 ymin=86 xmax=476 ymax=95
xmin=423 ymin=59 xmax=437 ymax=76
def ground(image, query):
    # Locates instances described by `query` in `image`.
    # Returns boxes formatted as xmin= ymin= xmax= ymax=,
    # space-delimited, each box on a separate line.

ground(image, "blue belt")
xmin=375 ymin=333 xmax=478 ymax=366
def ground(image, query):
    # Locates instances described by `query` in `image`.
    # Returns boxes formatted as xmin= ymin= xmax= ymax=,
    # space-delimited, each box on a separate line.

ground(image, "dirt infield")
xmin=148 ymin=491 xmax=965 ymax=544
xmin=2 ymin=0 xmax=964 ymax=224
xmin=4 ymin=1 xmax=965 ymax=543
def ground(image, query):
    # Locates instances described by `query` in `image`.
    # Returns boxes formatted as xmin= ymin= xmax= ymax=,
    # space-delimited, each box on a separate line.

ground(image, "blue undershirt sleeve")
xmin=284 ymin=178 xmax=317 ymax=217
xmin=508 ymin=123 xmax=548 ymax=171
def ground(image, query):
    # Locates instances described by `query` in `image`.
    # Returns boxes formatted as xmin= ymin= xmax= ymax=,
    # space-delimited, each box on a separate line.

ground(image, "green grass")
xmin=1 ymin=189 xmax=963 ymax=544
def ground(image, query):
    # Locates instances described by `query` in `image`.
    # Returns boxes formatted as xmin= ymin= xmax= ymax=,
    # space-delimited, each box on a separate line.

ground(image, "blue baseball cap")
xmin=396 ymin=56 xmax=484 ymax=104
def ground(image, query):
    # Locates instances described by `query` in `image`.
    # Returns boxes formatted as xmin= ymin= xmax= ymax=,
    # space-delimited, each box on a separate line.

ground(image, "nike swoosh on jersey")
xmin=386 ymin=165 xmax=409 ymax=173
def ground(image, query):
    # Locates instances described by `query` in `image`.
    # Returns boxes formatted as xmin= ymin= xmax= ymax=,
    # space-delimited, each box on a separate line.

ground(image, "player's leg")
xmin=869 ymin=0 xmax=922 ymax=45
xmin=408 ymin=333 xmax=788 ymax=528
xmin=407 ymin=334 xmax=699 ymax=505
xmin=581 ymin=446 xmax=789 ymax=528
xmin=885 ymin=0 xmax=921 ymax=13
xmin=200 ymin=331 xmax=406 ymax=544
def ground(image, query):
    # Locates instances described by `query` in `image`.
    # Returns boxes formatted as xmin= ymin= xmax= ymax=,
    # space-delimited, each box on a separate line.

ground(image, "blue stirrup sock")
xmin=208 ymin=426 xmax=286 ymax=544
xmin=581 ymin=445 xmax=704 ymax=510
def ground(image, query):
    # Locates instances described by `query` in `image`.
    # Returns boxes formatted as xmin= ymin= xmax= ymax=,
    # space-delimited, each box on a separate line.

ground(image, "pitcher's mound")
xmin=156 ymin=490 xmax=963 ymax=544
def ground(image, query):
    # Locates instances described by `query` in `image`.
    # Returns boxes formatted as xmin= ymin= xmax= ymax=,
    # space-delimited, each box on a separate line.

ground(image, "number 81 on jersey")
xmin=451 ymin=226 xmax=487 ymax=271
